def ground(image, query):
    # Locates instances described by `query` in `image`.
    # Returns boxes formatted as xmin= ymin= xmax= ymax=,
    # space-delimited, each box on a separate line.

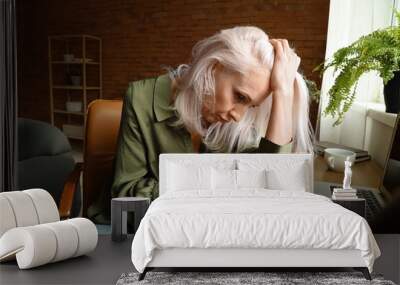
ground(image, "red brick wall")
xmin=17 ymin=0 xmax=330 ymax=128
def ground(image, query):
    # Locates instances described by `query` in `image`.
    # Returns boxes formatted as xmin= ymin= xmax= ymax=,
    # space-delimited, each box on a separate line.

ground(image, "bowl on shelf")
xmin=63 ymin=54 xmax=74 ymax=62
xmin=66 ymin=101 xmax=82 ymax=113
xmin=62 ymin=124 xmax=84 ymax=139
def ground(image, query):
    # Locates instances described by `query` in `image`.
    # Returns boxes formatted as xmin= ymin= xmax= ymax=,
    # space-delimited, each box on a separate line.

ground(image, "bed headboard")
xmin=159 ymin=153 xmax=314 ymax=196
xmin=159 ymin=153 xmax=314 ymax=195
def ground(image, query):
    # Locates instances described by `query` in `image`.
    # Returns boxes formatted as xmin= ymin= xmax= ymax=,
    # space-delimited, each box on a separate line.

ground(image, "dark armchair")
xmin=17 ymin=117 xmax=81 ymax=218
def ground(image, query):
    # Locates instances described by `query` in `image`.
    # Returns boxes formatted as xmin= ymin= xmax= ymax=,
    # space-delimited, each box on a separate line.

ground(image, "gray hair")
xmin=162 ymin=26 xmax=315 ymax=153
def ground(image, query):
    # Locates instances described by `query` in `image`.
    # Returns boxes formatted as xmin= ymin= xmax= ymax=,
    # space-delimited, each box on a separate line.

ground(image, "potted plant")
xmin=304 ymin=77 xmax=321 ymax=104
xmin=313 ymin=8 xmax=400 ymax=126
xmin=66 ymin=67 xmax=81 ymax=86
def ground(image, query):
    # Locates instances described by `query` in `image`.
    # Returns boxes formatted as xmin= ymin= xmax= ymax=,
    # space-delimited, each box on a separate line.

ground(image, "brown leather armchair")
xmin=61 ymin=99 xmax=123 ymax=218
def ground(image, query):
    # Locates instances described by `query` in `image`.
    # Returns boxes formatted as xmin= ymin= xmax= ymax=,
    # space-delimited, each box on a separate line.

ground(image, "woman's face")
xmin=201 ymin=63 xmax=272 ymax=127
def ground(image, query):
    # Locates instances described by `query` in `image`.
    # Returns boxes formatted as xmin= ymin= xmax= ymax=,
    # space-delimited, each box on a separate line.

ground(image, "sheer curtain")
xmin=318 ymin=0 xmax=398 ymax=148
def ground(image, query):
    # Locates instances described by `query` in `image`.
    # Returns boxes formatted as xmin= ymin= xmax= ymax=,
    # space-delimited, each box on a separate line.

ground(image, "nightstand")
xmin=111 ymin=197 xmax=150 ymax=242
xmin=332 ymin=198 xmax=366 ymax=218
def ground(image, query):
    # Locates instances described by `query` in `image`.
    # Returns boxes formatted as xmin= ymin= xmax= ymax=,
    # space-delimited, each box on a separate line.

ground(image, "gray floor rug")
xmin=116 ymin=271 xmax=396 ymax=285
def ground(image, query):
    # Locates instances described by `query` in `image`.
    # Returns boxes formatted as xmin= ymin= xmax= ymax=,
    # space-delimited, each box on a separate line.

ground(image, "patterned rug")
xmin=116 ymin=271 xmax=396 ymax=285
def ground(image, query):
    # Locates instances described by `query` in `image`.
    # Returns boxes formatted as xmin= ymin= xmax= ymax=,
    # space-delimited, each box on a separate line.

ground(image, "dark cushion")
xmin=18 ymin=118 xmax=72 ymax=161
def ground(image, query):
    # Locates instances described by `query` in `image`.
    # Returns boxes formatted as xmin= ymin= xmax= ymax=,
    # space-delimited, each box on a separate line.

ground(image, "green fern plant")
xmin=313 ymin=8 xmax=400 ymax=126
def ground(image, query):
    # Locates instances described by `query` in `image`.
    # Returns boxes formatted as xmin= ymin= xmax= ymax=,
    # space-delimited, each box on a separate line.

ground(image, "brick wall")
xmin=17 ymin=0 xmax=330 ymax=129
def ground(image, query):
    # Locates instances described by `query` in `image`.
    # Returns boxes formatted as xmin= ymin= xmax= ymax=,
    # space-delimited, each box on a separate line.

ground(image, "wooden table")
xmin=314 ymin=155 xmax=384 ymax=189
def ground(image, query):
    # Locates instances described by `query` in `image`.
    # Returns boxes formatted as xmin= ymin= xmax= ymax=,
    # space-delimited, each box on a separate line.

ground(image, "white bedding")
xmin=131 ymin=189 xmax=381 ymax=273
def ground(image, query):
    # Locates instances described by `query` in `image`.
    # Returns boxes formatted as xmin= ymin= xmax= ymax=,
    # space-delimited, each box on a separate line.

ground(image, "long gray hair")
xmin=162 ymin=26 xmax=315 ymax=153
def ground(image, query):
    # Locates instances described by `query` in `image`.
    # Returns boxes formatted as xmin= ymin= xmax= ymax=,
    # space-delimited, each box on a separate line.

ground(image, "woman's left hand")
xmin=269 ymin=38 xmax=301 ymax=96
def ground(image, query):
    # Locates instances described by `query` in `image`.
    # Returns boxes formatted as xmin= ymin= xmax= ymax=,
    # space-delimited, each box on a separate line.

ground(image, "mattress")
xmin=131 ymin=189 xmax=381 ymax=273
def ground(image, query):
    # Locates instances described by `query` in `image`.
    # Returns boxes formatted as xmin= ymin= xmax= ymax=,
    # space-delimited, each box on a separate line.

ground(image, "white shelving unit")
xmin=48 ymin=34 xmax=102 ymax=142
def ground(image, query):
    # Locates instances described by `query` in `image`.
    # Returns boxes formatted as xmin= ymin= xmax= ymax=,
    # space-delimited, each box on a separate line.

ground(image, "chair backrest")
xmin=83 ymin=99 xmax=123 ymax=217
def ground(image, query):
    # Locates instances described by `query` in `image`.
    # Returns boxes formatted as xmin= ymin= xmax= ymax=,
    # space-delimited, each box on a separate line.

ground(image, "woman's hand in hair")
xmin=265 ymin=38 xmax=300 ymax=146
xmin=269 ymin=39 xmax=301 ymax=96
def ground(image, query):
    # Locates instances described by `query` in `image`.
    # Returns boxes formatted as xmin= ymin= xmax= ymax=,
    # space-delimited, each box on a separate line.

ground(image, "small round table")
xmin=111 ymin=197 xmax=150 ymax=242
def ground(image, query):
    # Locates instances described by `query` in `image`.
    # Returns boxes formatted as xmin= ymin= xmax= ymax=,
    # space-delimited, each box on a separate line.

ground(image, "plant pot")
xmin=63 ymin=54 xmax=74 ymax=62
xmin=70 ymin=75 xmax=81 ymax=86
xmin=66 ymin=101 xmax=82 ymax=112
xmin=383 ymin=70 xmax=400 ymax=114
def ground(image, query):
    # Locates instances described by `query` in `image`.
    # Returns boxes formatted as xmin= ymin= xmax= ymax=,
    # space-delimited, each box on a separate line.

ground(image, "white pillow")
xmin=237 ymin=157 xmax=306 ymax=171
xmin=211 ymin=168 xmax=268 ymax=190
xmin=266 ymin=162 xmax=308 ymax=191
xmin=212 ymin=168 xmax=237 ymax=190
xmin=167 ymin=162 xmax=212 ymax=191
xmin=236 ymin=169 xmax=267 ymax=188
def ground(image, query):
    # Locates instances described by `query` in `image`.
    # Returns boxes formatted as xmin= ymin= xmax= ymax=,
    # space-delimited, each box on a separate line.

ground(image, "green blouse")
xmin=87 ymin=73 xmax=293 ymax=223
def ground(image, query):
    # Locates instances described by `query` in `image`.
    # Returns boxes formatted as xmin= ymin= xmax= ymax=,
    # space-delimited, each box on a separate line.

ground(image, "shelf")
xmin=49 ymin=34 xmax=102 ymax=142
xmin=66 ymin=135 xmax=85 ymax=140
xmin=49 ymin=34 xmax=101 ymax=40
xmin=62 ymin=123 xmax=84 ymax=140
xmin=54 ymin=109 xmax=84 ymax=115
xmin=52 ymin=61 xmax=100 ymax=65
xmin=52 ymin=85 xmax=101 ymax=90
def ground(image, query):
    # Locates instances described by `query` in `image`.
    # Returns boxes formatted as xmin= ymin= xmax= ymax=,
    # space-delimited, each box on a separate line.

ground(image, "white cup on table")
xmin=324 ymin=148 xmax=356 ymax=172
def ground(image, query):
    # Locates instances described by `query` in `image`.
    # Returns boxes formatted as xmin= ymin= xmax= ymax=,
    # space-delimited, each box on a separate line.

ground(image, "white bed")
xmin=131 ymin=154 xmax=381 ymax=280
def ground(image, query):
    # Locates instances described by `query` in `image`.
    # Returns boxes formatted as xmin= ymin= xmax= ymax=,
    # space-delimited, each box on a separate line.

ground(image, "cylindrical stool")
xmin=111 ymin=197 xmax=150 ymax=242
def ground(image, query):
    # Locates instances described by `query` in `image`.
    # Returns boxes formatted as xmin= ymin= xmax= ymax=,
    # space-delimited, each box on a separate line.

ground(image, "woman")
xmin=87 ymin=26 xmax=315 ymax=224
